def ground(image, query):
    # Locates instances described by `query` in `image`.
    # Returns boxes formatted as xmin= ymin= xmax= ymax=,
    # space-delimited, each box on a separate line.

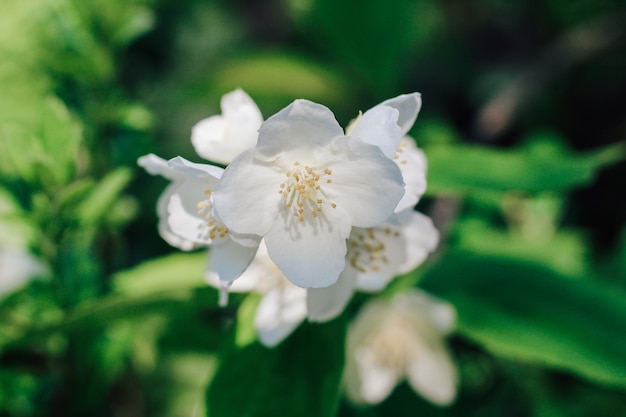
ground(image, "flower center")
xmin=197 ymin=189 xmax=229 ymax=240
xmin=347 ymin=227 xmax=400 ymax=273
xmin=278 ymin=161 xmax=336 ymax=222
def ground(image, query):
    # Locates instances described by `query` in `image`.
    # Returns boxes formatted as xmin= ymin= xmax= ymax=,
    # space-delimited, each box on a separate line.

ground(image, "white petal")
xmin=191 ymin=89 xmax=263 ymax=165
xmin=351 ymin=224 xmax=408 ymax=292
xmin=350 ymin=105 xmax=401 ymax=159
xmin=324 ymin=137 xmax=404 ymax=228
xmin=348 ymin=349 xmax=400 ymax=404
xmin=221 ymin=88 xmax=262 ymax=121
xmin=398 ymin=289 xmax=457 ymax=335
xmin=255 ymin=99 xmax=344 ymax=161
xmin=263 ymin=205 xmax=351 ymax=288
xmin=395 ymin=137 xmax=427 ymax=212
xmin=306 ymin=267 xmax=357 ymax=322
xmin=0 ymin=249 xmax=47 ymax=297
xmin=344 ymin=300 xmax=400 ymax=404
xmin=209 ymin=238 xmax=259 ymax=284
xmin=377 ymin=93 xmax=422 ymax=136
xmin=254 ymin=285 xmax=308 ymax=347
xmin=395 ymin=211 xmax=439 ymax=275
xmin=212 ymin=149 xmax=284 ymax=237
xmin=155 ymin=183 xmax=198 ymax=250
xmin=406 ymin=343 xmax=458 ymax=406
xmin=165 ymin=186 xmax=214 ymax=246
xmin=167 ymin=156 xmax=224 ymax=182
xmin=137 ymin=153 xmax=181 ymax=181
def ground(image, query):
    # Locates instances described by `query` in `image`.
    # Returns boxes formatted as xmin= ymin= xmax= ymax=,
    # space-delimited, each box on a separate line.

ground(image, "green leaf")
xmin=425 ymin=142 xmax=624 ymax=194
xmin=207 ymin=317 xmax=347 ymax=417
xmin=210 ymin=53 xmax=349 ymax=112
xmin=421 ymin=252 xmax=626 ymax=388
xmin=0 ymin=98 xmax=83 ymax=188
xmin=6 ymin=287 xmax=220 ymax=350
xmin=299 ymin=0 xmax=432 ymax=94
xmin=75 ymin=167 xmax=133 ymax=226
xmin=112 ymin=252 xmax=207 ymax=296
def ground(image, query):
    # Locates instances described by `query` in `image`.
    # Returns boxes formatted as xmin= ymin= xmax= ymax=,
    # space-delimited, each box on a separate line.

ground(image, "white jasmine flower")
xmin=0 ymin=248 xmax=47 ymax=298
xmin=191 ymin=89 xmax=263 ymax=165
xmin=344 ymin=289 xmax=458 ymax=406
xmin=138 ymin=154 xmax=259 ymax=288
xmin=347 ymin=93 xmax=427 ymax=212
xmin=212 ymin=99 xmax=405 ymax=288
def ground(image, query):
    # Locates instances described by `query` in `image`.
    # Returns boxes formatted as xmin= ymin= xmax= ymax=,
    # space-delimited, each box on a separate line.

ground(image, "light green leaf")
xmin=425 ymin=142 xmax=624 ymax=194
xmin=112 ymin=252 xmax=207 ymax=296
xmin=421 ymin=252 xmax=626 ymax=388
xmin=210 ymin=53 xmax=349 ymax=111
xmin=0 ymin=98 xmax=83 ymax=188
xmin=207 ymin=317 xmax=347 ymax=417
xmin=75 ymin=167 xmax=132 ymax=226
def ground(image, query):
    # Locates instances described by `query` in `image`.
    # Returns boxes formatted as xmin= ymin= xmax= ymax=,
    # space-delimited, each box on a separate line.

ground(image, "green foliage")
xmin=1 ymin=0 xmax=625 ymax=415
xmin=425 ymin=139 xmax=624 ymax=194
xmin=422 ymin=252 xmax=626 ymax=388
xmin=207 ymin=317 xmax=347 ymax=417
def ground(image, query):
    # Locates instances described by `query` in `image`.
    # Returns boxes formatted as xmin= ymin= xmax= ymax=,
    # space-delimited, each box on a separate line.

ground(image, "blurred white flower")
xmin=344 ymin=289 xmax=458 ymax=406
xmin=347 ymin=93 xmax=427 ymax=212
xmin=212 ymin=99 xmax=405 ymax=289
xmin=138 ymin=154 xmax=259 ymax=290
xmin=191 ymin=89 xmax=263 ymax=165
xmin=0 ymin=248 xmax=47 ymax=298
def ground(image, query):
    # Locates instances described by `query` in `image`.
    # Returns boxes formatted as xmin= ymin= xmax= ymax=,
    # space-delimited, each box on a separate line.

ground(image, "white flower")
xmin=191 ymin=89 xmax=263 ymax=165
xmin=212 ymin=99 xmax=405 ymax=288
xmin=347 ymin=93 xmax=427 ymax=212
xmin=138 ymin=154 xmax=260 ymax=288
xmin=0 ymin=248 xmax=47 ymax=298
xmin=344 ymin=289 xmax=458 ymax=406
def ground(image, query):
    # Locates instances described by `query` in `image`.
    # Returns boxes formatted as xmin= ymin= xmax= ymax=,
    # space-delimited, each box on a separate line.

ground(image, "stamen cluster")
xmin=279 ymin=161 xmax=336 ymax=222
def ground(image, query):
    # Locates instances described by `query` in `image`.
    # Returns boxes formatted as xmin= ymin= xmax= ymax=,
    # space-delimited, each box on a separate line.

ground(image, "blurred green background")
xmin=0 ymin=0 xmax=625 ymax=416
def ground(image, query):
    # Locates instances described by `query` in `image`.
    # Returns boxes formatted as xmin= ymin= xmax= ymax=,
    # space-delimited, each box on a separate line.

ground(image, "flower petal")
xmin=351 ymin=224 xmax=408 ymax=292
xmin=165 ymin=184 xmax=214 ymax=247
xmin=395 ymin=211 xmax=439 ymax=275
xmin=324 ymin=137 xmax=404 ymax=228
xmin=0 ymin=249 xmax=47 ymax=297
xmin=209 ymin=237 xmax=260 ymax=284
xmin=137 ymin=153 xmax=181 ymax=181
xmin=395 ymin=137 xmax=427 ymax=212
xmin=349 ymin=105 xmax=401 ymax=159
xmin=254 ymin=285 xmax=308 ymax=347
xmin=306 ymin=267 xmax=357 ymax=322
xmin=399 ymin=289 xmax=457 ymax=335
xmin=405 ymin=343 xmax=458 ymax=406
xmin=167 ymin=156 xmax=224 ymax=182
xmin=191 ymin=89 xmax=263 ymax=164
xmin=377 ymin=93 xmax=422 ymax=136
xmin=344 ymin=300 xmax=401 ymax=404
xmin=212 ymin=149 xmax=284 ymax=237
xmin=255 ymin=99 xmax=344 ymax=161
xmin=263 ymin=205 xmax=351 ymax=288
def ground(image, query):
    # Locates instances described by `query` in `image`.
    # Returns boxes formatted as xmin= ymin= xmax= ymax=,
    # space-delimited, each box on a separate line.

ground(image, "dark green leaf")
xmin=421 ymin=252 xmax=626 ymax=388
xmin=207 ymin=317 xmax=347 ymax=417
